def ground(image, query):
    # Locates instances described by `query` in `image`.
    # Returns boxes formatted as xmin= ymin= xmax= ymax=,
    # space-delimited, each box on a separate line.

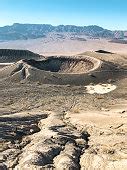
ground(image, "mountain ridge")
xmin=0 ymin=23 xmax=126 ymax=41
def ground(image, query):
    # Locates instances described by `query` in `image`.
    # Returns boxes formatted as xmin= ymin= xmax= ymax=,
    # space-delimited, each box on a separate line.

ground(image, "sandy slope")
xmin=65 ymin=100 xmax=127 ymax=169
xmin=0 ymin=63 xmax=14 ymax=69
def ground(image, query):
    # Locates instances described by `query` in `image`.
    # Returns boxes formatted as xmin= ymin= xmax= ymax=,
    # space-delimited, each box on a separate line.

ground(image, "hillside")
xmin=0 ymin=49 xmax=42 ymax=63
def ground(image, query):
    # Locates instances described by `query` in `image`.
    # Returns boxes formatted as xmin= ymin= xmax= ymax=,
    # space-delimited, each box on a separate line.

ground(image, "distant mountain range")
xmin=0 ymin=23 xmax=127 ymax=41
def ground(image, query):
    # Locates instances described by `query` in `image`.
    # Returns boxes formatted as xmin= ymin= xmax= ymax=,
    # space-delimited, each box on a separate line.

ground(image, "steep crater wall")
xmin=23 ymin=56 xmax=95 ymax=74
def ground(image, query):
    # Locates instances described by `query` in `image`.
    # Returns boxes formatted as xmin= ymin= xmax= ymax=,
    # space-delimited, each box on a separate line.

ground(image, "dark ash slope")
xmin=0 ymin=49 xmax=42 ymax=63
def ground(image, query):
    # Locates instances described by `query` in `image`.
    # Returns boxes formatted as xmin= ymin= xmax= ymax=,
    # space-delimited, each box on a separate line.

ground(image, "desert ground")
xmin=1 ymin=33 xmax=127 ymax=56
xmin=0 ymin=43 xmax=127 ymax=169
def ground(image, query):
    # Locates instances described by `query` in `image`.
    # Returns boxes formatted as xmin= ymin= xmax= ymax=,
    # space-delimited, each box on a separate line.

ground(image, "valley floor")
xmin=1 ymin=37 xmax=127 ymax=56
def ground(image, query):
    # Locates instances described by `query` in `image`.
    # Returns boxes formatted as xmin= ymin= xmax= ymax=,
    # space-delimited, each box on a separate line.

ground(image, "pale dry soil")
xmin=0 ymin=52 xmax=127 ymax=169
xmin=0 ymin=77 xmax=127 ymax=169
xmin=1 ymin=34 xmax=127 ymax=55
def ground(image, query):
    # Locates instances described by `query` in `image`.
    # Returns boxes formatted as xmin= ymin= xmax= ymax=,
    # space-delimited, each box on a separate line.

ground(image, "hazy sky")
xmin=0 ymin=0 xmax=127 ymax=30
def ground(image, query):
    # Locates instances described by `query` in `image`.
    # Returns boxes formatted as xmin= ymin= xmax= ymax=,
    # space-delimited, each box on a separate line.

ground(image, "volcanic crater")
xmin=0 ymin=55 xmax=122 ymax=85
xmin=23 ymin=56 xmax=95 ymax=74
